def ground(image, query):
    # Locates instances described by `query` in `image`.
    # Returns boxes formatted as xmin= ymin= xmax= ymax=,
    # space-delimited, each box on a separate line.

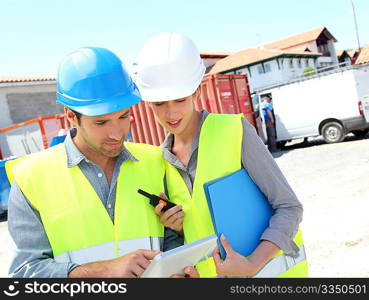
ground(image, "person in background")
xmin=261 ymin=95 xmax=278 ymax=153
xmin=135 ymin=32 xmax=307 ymax=278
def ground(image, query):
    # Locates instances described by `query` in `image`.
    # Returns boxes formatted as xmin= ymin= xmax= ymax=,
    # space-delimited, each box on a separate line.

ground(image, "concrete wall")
xmin=307 ymin=41 xmax=319 ymax=52
xmin=327 ymin=40 xmax=339 ymax=65
xmin=0 ymin=82 xmax=62 ymax=128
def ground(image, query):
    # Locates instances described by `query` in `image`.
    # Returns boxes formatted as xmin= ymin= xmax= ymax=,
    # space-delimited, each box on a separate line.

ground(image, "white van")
xmin=252 ymin=64 xmax=369 ymax=146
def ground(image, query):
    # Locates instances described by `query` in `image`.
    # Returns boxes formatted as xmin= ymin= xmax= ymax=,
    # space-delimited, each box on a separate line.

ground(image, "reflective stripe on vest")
xmin=222 ymin=244 xmax=307 ymax=278
xmin=165 ymin=113 xmax=308 ymax=278
xmin=55 ymin=237 xmax=163 ymax=265
xmin=253 ymin=245 xmax=307 ymax=278
xmin=12 ymin=142 xmax=165 ymax=264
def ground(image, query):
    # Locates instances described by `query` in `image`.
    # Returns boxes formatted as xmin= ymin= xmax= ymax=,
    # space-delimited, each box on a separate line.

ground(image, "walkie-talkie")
xmin=137 ymin=189 xmax=177 ymax=212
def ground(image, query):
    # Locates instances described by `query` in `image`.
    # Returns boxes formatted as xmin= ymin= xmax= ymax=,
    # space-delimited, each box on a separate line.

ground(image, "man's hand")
xmin=170 ymin=266 xmax=199 ymax=278
xmin=155 ymin=193 xmax=184 ymax=234
xmin=68 ymin=249 xmax=161 ymax=278
xmin=116 ymin=249 xmax=161 ymax=278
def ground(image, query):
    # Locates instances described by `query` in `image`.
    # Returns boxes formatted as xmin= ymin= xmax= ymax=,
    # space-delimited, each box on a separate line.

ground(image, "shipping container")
xmin=198 ymin=74 xmax=256 ymax=127
xmin=130 ymin=74 xmax=256 ymax=145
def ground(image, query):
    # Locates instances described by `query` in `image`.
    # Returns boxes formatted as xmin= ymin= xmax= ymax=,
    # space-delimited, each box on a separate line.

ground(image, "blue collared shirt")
xmin=7 ymin=128 xmax=182 ymax=278
xmin=262 ymin=102 xmax=273 ymax=121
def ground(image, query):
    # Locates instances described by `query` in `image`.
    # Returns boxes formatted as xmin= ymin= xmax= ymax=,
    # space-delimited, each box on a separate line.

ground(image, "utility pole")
xmin=349 ymin=0 xmax=361 ymax=50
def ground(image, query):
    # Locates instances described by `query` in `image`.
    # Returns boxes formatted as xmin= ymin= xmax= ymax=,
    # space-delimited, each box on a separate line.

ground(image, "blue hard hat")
xmin=56 ymin=47 xmax=141 ymax=116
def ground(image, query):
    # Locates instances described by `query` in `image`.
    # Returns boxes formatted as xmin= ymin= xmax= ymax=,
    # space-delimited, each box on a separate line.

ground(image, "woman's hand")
xmin=155 ymin=193 xmax=184 ymax=234
xmin=212 ymin=235 xmax=259 ymax=277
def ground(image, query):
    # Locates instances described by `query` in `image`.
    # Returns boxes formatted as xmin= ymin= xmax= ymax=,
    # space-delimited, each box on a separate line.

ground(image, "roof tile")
xmin=264 ymin=26 xmax=336 ymax=50
xmin=355 ymin=45 xmax=369 ymax=65
xmin=209 ymin=48 xmax=320 ymax=74
xmin=0 ymin=76 xmax=55 ymax=84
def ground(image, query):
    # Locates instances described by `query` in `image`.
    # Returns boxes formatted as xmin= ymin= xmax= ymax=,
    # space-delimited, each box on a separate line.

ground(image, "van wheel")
xmin=276 ymin=141 xmax=287 ymax=149
xmin=322 ymin=122 xmax=345 ymax=143
xmin=351 ymin=129 xmax=369 ymax=137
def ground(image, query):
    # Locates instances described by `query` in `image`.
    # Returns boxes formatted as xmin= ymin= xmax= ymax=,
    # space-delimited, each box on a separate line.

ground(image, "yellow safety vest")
xmin=165 ymin=113 xmax=308 ymax=277
xmin=9 ymin=142 xmax=165 ymax=265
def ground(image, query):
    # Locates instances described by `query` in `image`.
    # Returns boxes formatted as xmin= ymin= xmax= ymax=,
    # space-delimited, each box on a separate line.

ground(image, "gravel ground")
xmin=0 ymin=134 xmax=368 ymax=277
xmin=274 ymin=134 xmax=369 ymax=277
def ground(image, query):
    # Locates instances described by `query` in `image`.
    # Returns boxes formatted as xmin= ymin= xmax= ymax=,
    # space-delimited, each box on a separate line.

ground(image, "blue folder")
xmin=204 ymin=169 xmax=274 ymax=259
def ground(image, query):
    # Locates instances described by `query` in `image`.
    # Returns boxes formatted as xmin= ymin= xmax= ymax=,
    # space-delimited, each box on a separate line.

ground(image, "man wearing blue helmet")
xmin=6 ymin=47 xmax=191 ymax=278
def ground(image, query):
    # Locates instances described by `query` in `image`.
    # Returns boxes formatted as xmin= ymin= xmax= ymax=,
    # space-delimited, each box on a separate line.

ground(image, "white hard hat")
xmin=136 ymin=32 xmax=205 ymax=102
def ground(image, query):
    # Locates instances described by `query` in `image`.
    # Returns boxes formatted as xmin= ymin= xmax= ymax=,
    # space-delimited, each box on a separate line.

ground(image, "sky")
xmin=1 ymin=0 xmax=368 ymax=77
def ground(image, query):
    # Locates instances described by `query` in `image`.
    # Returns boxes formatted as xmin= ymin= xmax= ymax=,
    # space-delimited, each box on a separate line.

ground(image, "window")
xmin=264 ymin=63 xmax=271 ymax=73
xmin=257 ymin=63 xmax=271 ymax=74
xmin=297 ymin=59 xmax=302 ymax=68
xmin=318 ymin=43 xmax=329 ymax=53
xmin=289 ymin=59 xmax=294 ymax=68
xmin=257 ymin=65 xmax=264 ymax=74
xmin=305 ymin=59 xmax=309 ymax=68
xmin=236 ymin=68 xmax=246 ymax=75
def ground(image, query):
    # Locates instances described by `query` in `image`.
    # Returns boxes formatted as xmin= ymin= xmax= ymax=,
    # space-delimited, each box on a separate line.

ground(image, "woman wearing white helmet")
xmin=136 ymin=32 xmax=307 ymax=278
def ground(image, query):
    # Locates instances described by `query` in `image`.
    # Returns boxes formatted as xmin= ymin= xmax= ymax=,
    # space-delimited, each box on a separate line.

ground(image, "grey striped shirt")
xmin=161 ymin=111 xmax=303 ymax=255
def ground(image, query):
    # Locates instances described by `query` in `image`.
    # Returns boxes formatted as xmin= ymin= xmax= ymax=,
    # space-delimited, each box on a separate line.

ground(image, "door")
xmin=251 ymin=93 xmax=267 ymax=143
xmin=363 ymin=95 xmax=369 ymax=122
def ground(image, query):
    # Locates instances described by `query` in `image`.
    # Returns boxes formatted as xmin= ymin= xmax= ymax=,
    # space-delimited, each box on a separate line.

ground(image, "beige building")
xmin=263 ymin=26 xmax=339 ymax=68
xmin=207 ymin=27 xmax=340 ymax=92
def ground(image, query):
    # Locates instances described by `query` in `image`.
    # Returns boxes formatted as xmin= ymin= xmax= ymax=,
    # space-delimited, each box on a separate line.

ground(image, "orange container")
xmin=198 ymin=74 xmax=256 ymax=127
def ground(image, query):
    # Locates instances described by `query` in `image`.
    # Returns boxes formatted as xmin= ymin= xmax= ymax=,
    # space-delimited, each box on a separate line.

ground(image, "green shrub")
xmin=303 ymin=67 xmax=316 ymax=77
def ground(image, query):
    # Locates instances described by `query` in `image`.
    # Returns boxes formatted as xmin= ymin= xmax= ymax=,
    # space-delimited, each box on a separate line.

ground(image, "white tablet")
xmin=141 ymin=234 xmax=218 ymax=278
